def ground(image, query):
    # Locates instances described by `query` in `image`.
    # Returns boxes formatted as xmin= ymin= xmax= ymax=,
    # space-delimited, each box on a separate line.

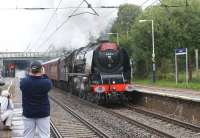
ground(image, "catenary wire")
xmin=140 ymin=0 xmax=151 ymax=7
xmin=38 ymin=0 xmax=99 ymax=52
xmin=0 ymin=6 xmax=119 ymax=10
xmin=32 ymin=0 xmax=63 ymax=52
xmin=145 ymin=0 xmax=160 ymax=9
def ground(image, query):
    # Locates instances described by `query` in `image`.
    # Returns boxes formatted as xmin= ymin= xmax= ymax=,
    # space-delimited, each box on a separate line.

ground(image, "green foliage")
xmin=110 ymin=4 xmax=142 ymax=56
xmin=112 ymin=4 xmax=142 ymax=34
xmin=110 ymin=0 xmax=200 ymax=79
xmin=135 ymin=79 xmax=200 ymax=91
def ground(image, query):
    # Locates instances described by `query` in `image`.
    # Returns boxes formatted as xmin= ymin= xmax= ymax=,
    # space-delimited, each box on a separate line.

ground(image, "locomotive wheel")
xmin=68 ymin=79 xmax=74 ymax=94
xmin=79 ymin=90 xmax=88 ymax=100
xmin=104 ymin=94 xmax=110 ymax=105
xmin=79 ymin=89 xmax=84 ymax=98
xmin=95 ymin=93 xmax=105 ymax=105
xmin=118 ymin=94 xmax=128 ymax=105
xmin=63 ymin=82 xmax=68 ymax=91
xmin=87 ymin=92 xmax=93 ymax=102
xmin=83 ymin=90 xmax=88 ymax=100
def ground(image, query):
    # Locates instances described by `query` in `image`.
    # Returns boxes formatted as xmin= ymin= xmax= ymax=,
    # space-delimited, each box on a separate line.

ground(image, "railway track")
xmin=50 ymin=120 xmax=63 ymax=138
xmin=52 ymin=91 xmax=174 ymax=138
xmin=74 ymin=97 xmax=175 ymax=138
xmin=128 ymin=105 xmax=200 ymax=132
xmin=104 ymin=112 xmax=175 ymax=138
xmin=70 ymin=94 xmax=200 ymax=138
xmin=50 ymin=89 xmax=200 ymax=137
xmin=49 ymin=96 xmax=110 ymax=138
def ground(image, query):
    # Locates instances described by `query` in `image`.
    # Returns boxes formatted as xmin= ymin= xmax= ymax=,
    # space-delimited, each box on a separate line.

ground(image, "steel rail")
xmin=107 ymin=112 xmax=175 ymax=138
xmin=70 ymin=95 xmax=176 ymax=138
xmin=49 ymin=96 xmax=110 ymax=138
xmin=128 ymin=105 xmax=200 ymax=132
xmin=50 ymin=120 xmax=63 ymax=138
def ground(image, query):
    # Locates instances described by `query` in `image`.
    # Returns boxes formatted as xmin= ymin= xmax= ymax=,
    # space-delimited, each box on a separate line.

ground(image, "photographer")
xmin=20 ymin=61 xmax=52 ymax=138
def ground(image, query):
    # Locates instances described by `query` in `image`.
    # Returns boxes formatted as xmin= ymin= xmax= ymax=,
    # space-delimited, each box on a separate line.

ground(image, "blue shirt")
xmin=20 ymin=74 xmax=53 ymax=118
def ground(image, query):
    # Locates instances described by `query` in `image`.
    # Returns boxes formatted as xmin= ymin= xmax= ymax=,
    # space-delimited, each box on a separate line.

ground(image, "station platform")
xmin=133 ymin=84 xmax=200 ymax=124
xmin=2 ymin=78 xmax=24 ymax=138
xmin=11 ymin=108 xmax=24 ymax=138
xmin=134 ymin=84 xmax=200 ymax=102
xmin=0 ymin=78 xmax=21 ymax=137
xmin=1 ymin=78 xmax=43 ymax=138
xmin=1 ymin=79 xmax=200 ymax=137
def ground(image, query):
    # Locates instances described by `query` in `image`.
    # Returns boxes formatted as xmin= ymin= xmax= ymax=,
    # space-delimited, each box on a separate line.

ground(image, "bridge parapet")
xmin=0 ymin=52 xmax=63 ymax=59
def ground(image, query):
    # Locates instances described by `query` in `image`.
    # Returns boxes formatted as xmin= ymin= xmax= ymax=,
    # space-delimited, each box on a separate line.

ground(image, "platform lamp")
xmin=139 ymin=19 xmax=156 ymax=83
xmin=107 ymin=33 xmax=119 ymax=45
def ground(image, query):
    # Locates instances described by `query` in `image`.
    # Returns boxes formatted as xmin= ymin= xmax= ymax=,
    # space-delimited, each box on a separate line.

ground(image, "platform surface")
xmin=0 ymin=78 xmax=40 ymax=138
xmin=134 ymin=84 xmax=200 ymax=102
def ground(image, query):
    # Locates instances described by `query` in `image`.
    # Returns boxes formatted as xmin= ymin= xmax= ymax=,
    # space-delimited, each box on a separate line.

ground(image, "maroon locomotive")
xmin=43 ymin=40 xmax=134 ymax=104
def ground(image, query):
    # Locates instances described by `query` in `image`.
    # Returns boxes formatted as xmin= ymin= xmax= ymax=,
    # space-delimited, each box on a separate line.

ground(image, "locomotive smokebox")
xmin=93 ymin=42 xmax=124 ymax=73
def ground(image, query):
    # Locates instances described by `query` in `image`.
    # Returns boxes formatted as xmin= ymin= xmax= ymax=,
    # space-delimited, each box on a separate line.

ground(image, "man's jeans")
xmin=23 ymin=116 xmax=50 ymax=138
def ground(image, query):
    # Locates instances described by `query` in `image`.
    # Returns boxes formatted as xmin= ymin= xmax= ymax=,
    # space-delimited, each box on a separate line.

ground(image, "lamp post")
xmin=107 ymin=32 xmax=119 ymax=45
xmin=139 ymin=19 xmax=156 ymax=83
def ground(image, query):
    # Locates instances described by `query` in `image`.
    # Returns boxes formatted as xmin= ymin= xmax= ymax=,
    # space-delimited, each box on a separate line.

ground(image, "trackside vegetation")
xmin=110 ymin=0 xmax=200 ymax=90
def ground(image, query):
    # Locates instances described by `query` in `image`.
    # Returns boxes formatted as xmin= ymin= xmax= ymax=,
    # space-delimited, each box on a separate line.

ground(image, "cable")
xmin=37 ymin=0 xmax=85 ymax=51
xmin=69 ymin=11 xmax=97 ymax=17
xmin=38 ymin=0 xmax=99 ymax=52
xmin=24 ymin=43 xmax=30 ymax=52
xmin=37 ymin=17 xmax=70 ymax=51
xmin=140 ymin=0 xmax=151 ymax=7
xmin=159 ymin=0 xmax=187 ymax=8
xmin=0 ymin=7 xmax=119 ymax=11
xmin=69 ymin=0 xmax=99 ymax=18
xmin=150 ymin=0 xmax=160 ymax=7
xmin=68 ymin=0 xmax=85 ymax=18
xmin=145 ymin=0 xmax=160 ymax=9
xmin=158 ymin=0 xmax=170 ymax=13
xmin=32 ymin=0 xmax=63 ymax=52
xmin=83 ymin=0 xmax=99 ymax=16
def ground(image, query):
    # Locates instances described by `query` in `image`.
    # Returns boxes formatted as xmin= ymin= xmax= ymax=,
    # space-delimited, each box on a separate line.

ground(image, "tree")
xmin=109 ymin=0 xmax=200 ymax=79
xmin=110 ymin=4 xmax=142 ymax=56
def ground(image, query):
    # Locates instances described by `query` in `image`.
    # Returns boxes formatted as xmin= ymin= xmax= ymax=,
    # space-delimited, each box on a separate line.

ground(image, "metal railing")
xmin=0 ymin=52 xmax=63 ymax=59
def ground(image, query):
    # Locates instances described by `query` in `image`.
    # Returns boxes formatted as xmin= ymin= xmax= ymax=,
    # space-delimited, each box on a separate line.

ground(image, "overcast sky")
xmin=0 ymin=0 xmax=156 ymax=52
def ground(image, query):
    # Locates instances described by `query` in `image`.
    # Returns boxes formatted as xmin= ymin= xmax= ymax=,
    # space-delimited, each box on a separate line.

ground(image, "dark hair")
xmin=31 ymin=68 xmax=42 ymax=74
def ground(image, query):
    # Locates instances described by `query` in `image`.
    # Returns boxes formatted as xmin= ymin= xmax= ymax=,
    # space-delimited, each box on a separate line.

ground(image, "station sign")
xmin=175 ymin=48 xmax=188 ymax=85
xmin=175 ymin=48 xmax=187 ymax=55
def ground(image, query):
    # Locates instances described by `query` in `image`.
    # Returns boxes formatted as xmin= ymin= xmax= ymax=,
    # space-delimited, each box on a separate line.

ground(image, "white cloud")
xmin=0 ymin=0 xmax=154 ymax=52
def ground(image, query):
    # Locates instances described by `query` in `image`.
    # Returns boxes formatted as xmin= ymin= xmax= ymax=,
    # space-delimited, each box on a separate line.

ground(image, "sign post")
xmin=175 ymin=48 xmax=188 ymax=85
xmin=195 ymin=49 xmax=198 ymax=73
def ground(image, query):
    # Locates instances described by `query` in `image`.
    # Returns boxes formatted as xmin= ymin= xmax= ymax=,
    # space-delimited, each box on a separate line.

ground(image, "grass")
xmin=134 ymin=71 xmax=200 ymax=91
xmin=134 ymin=79 xmax=200 ymax=91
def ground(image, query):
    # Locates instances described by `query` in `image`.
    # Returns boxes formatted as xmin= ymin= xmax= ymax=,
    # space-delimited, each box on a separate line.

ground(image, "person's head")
xmin=1 ymin=90 xmax=10 ymax=98
xmin=30 ymin=61 xmax=42 ymax=75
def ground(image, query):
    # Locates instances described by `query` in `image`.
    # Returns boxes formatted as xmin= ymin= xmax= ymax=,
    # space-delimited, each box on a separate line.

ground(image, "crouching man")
xmin=0 ymin=90 xmax=14 ymax=130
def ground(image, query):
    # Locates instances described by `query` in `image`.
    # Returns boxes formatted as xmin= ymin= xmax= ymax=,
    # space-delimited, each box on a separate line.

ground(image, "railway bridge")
xmin=0 ymin=51 xmax=63 ymax=77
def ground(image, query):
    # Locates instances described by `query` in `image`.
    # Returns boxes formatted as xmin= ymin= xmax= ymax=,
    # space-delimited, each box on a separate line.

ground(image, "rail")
xmin=49 ymin=96 xmax=110 ymax=138
xmin=128 ymin=105 xmax=200 ymax=132
xmin=50 ymin=120 xmax=63 ymax=138
xmin=71 ymin=95 xmax=176 ymax=138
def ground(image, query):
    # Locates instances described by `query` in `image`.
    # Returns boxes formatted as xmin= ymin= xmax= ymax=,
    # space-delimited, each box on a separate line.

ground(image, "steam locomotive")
xmin=43 ymin=40 xmax=134 ymax=104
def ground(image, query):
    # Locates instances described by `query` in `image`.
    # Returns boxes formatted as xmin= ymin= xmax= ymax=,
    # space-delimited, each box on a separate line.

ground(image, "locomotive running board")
xmin=101 ymin=74 xmax=123 ymax=79
xmin=66 ymin=73 xmax=89 ymax=77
